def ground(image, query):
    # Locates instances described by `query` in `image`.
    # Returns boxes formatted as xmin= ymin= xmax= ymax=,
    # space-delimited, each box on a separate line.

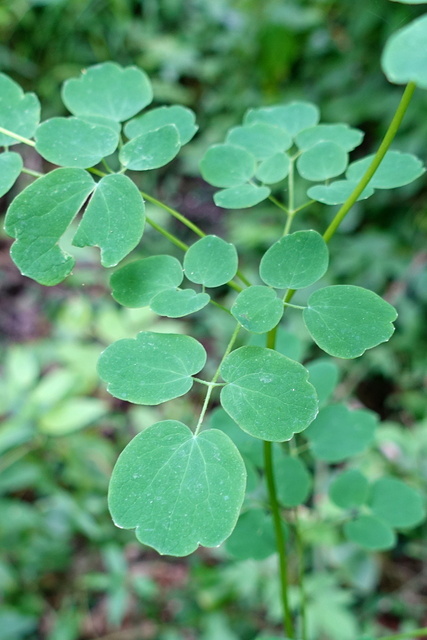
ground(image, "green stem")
xmin=294 ymin=510 xmax=307 ymax=640
xmin=21 ymin=167 xmax=43 ymax=178
xmin=269 ymin=194 xmax=289 ymax=214
xmin=0 ymin=126 xmax=36 ymax=147
xmin=283 ymin=301 xmax=306 ymax=310
xmin=323 ymin=82 xmax=416 ymax=243
xmin=194 ymin=324 xmax=240 ymax=435
xmin=380 ymin=628 xmax=427 ymax=640
xmin=146 ymin=216 xmax=188 ymax=251
xmin=141 ymin=190 xmax=206 ymax=238
xmin=283 ymin=158 xmax=295 ymax=235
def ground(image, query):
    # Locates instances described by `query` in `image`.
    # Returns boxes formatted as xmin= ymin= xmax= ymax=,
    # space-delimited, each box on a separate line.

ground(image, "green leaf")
xmin=124 ymin=105 xmax=198 ymax=144
xmin=226 ymin=123 xmax=291 ymax=159
xmin=209 ymin=407 xmax=263 ymax=468
xmin=344 ymin=515 xmax=396 ymax=551
xmin=35 ymin=117 xmax=119 ymax=168
xmin=274 ymin=448 xmax=312 ymax=507
xmin=97 ymin=331 xmax=206 ymax=405
xmin=231 ymin=285 xmax=283 ymax=333
xmin=244 ymin=101 xmax=320 ymax=137
xmin=108 ymin=420 xmax=246 ymax=556
xmin=307 ymin=180 xmax=374 ymax=205
xmin=259 ymin=230 xmax=329 ymax=290
xmin=200 ymin=144 xmax=256 ymax=188
xmin=381 ymin=14 xmax=427 ymax=88
xmin=248 ymin=328 xmax=304 ymax=361
xmin=306 ymin=358 xmax=339 ymax=406
xmin=183 ymin=235 xmax=238 ymax=287
xmin=220 ymin=346 xmax=318 ymax=441
xmin=214 ymin=184 xmax=270 ymax=209
xmin=119 ymin=124 xmax=181 ymax=170
xmin=255 ymin=152 xmax=291 ymax=184
xmin=305 ymin=404 xmax=377 ymax=462
xmin=39 ymin=398 xmax=108 ymax=436
xmin=296 ymin=141 xmax=348 ymax=181
xmin=346 ymin=150 xmax=424 ymax=189
xmin=329 ymin=470 xmax=370 ymax=509
xmin=0 ymin=152 xmax=22 ymax=197
xmin=370 ymin=477 xmax=426 ymax=529
xmin=72 ymin=174 xmax=145 ymax=267
xmin=224 ymin=509 xmax=276 ymax=560
xmin=295 ymin=124 xmax=364 ymax=151
xmin=389 ymin=0 xmax=426 ymax=2
xmin=0 ymin=73 xmax=40 ymax=146
xmin=4 ymin=168 xmax=95 ymax=285
xmin=150 ymin=288 xmax=210 ymax=317
xmin=62 ymin=61 xmax=153 ymax=121
xmin=111 ymin=255 xmax=183 ymax=307
xmin=303 ymin=285 xmax=397 ymax=358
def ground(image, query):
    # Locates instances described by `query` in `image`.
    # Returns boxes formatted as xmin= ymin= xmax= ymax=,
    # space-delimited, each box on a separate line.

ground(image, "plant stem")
xmin=283 ymin=158 xmax=295 ymax=235
xmin=21 ymin=167 xmax=43 ymax=178
xmin=0 ymin=126 xmax=36 ymax=147
xmin=146 ymin=216 xmax=189 ymax=251
xmin=323 ymin=82 xmax=416 ymax=243
xmin=269 ymin=194 xmax=289 ymax=214
xmin=293 ymin=510 xmax=308 ymax=640
xmin=283 ymin=301 xmax=306 ymax=310
xmin=380 ymin=628 xmax=427 ymax=640
xmin=141 ymin=190 xmax=206 ymax=238
xmin=194 ymin=323 xmax=240 ymax=436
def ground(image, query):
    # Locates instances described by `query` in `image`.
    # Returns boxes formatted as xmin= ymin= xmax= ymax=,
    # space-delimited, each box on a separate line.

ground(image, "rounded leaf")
xmin=231 ymin=286 xmax=283 ymax=333
xmin=210 ymin=407 xmax=263 ymax=468
xmin=255 ymin=152 xmax=291 ymax=184
xmin=305 ymin=404 xmax=377 ymax=462
xmin=295 ymin=124 xmax=364 ymax=152
xmin=97 ymin=331 xmax=207 ymax=405
xmin=119 ymin=124 xmax=181 ymax=170
xmin=306 ymin=358 xmax=339 ymax=406
xmin=62 ymin=61 xmax=153 ymax=121
xmin=150 ymin=288 xmax=210 ymax=317
xmin=244 ymin=101 xmax=320 ymax=137
xmin=0 ymin=73 xmax=40 ymax=146
xmin=220 ymin=346 xmax=318 ymax=441
xmin=370 ymin=477 xmax=426 ymax=529
xmin=111 ymin=255 xmax=183 ymax=307
xmin=225 ymin=509 xmax=276 ymax=560
xmin=226 ymin=123 xmax=291 ymax=159
xmin=344 ymin=515 xmax=396 ymax=551
xmin=200 ymin=143 xmax=256 ymax=188
xmin=296 ymin=141 xmax=348 ymax=182
xmin=329 ymin=470 xmax=370 ymax=509
xmin=346 ymin=150 xmax=424 ymax=189
xmin=274 ymin=449 xmax=312 ymax=507
xmin=108 ymin=420 xmax=246 ymax=556
xmin=124 ymin=105 xmax=198 ymax=144
xmin=382 ymin=15 xmax=427 ymax=88
xmin=307 ymin=180 xmax=374 ymax=205
xmin=0 ymin=152 xmax=23 ymax=197
xmin=214 ymin=184 xmax=270 ymax=209
xmin=184 ymin=235 xmax=238 ymax=287
xmin=303 ymin=285 xmax=397 ymax=359
xmin=35 ymin=117 xmax=119 ymax=168
xmin=259 ymin=230 xmax=329 ymax=290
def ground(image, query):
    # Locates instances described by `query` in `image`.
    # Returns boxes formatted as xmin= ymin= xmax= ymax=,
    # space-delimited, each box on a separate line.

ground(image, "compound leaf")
xmin=225 ymin=509 xmax=276 ymax=560
xmin=370 ymin=477 xmax=426 ymax=529
xmin=346 ymin=150 xmax=424 ymax=189
xmin=260 ymin=230 xmax=329 ymax=290
xmin=119 ymin=124 xmax=181 ymax=170
xmin=344 ymin=515 xmax=396 ymax=551
xmin=306 ymin=358 xmax=339 ymax=406
xmin=382 ymin=14 xmax=427 ymax=88
xmin=214 ymin=184 xmax=270 ymax=209
xmin=274 ymin=448 xmax=312 ymax=507
xmin=0 ymin=73 xmax=40 ymax=146
xmin=305 ymin=404 xmax=377 ymax=462
xmin=124 ymin=105 xmax=198 ymax=144
xmin=220 ymin=346 xmax=318 ymax=441
xmin=72 ymin=174 xmax=145 ymax=267
xmin=329 ymin=470 xmax=370 ymax=509
xmin=108 ymin=420 xmax=246 ymax=556
xmin=255 ymin=152 xmax=291 ymax=184
xmin=183 ymin=235 xmax=238 ymax=287
xmin=200 ymin=143 xmax=256 ymax=188
xmin=231 ymin=285 xmax=283 ymax=333
xmin=296 ymin=141 xmax=348 ymax=181
xmin=0 ymin=152 xmax=23 ymax=197
xmin=62 ymin=61 xmax=153 ymax=121
xmin=307 ymin=180 xmax=374 ymax=205
xmin=244 ymin=101 xmax=320 ymax=137
xmin=111 ymin=255 xmax=183 ymax=307
xmin=4 ymin=168 xmax=95 ymax=285
xmin=226 ymin=123 xmax=291 ymax=159
xmin=303 ymin=285 xmax=397 ymax=358
xmin=150 ymin=288 xmax=210 ymax=317
xmin=295 ymin=124 xmax=364 ymax=151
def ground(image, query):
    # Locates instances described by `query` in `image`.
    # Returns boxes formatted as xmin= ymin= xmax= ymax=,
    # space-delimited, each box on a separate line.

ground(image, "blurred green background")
xmin=1 ymin=1 xmax=427 ymax=639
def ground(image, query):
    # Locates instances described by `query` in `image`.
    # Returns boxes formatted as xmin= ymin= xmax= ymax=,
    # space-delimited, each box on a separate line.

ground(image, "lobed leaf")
xmin=255 ymin=152 xmax=291 ymax=184
xmin=307 ymin=180 xmax=374 ymax=205
xmin=97 ymin=331 xmax=207 ymax=405
xmin=111 ymin=255 xmax=183 ymax=307
xmin=220 ymin=346 xmax=318 ymax=441
xmin=329 ymin=470 xmax=370 ymax=510
xmin=149 ymin=288 xmax=210 ymax=317
xmin=295 ymin=124 xmax=364 ymax=152
xmin=124 ymin=105 xmax=198 ymax=144
xmin=119 ymin=124 xmax=181 ymax=170
xmin=370 ymin=477 xmax=426 ymax=529
xmin=274 ymin=448 xmax=312 ymax=507
xmin=296 ymin=141 xmax=348 ymax=182
xmin=244 ymin=101 xmax=320 ymax=137
xmin=231 ymin=286 xmax=284 ymax=333
xmin=108 ymin=420 xmax=246 ymax=556
xmin=346 ymin=150 xmax=424 ymax=189
xmin=226 ymin=123 xmax=292 ymax=159
xmin=344 ymin=515 xmax=396 ymax=551
xmin=0 ymin=152 xmax=23 ymax=197
xmin=381 ymin=14 xmax=427 ymax=88
xmin=225 ymin=509 xmax=277 ymax=560
xmin=183 ymin=235 xmax=238 ymax=287
xmin=62 ymin=61 xmax=153 ymax=121
xmin=200 ymin=143 xmax=256 ymax=188
xmin=214 ymin=184 xmax=270 ymax=209
xmin=0 ymin=73 xmax=40 ymax=146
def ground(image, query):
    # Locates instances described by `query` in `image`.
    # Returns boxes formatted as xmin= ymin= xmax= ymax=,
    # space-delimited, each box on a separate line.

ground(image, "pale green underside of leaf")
xmin=62 ymin=61 xmax=153 ymax=121
xmin=108 ymin=420 xmax=246 ymax=556
xmin=225 ymin=509 xmax=276 ymax=560
xmin=344 ymin=515 xmax=396 ymax=551
xmin=220 ymin=346 xmax=318 ymax=441
xmin=183 ymin=235 xmax=238 ymax=287
xmin=231 ymin=285 xmax=284 ymax=333
xmin=244 ymin=101 xmax=320 ymax=137
xmin=260 ymin=230 xmax=329 ymax=290
xmin=255 ymin=152 xmax=291 ymax=184
xmin=273 ymin=447 xmax=312 ymax=507
xmin=307 ymin=180 xmax=374 ymax=205
xmin=119 ymin=124 xmax=181 ymax=170
xmin=0 ymin=152 xmax=23 ymax=197
xmin=295 ymin=123 xmax=364 ymax=151
xmin=296 ymin=141 xmax=348 ymax=182
xmin=370 ymin=476 xmax=426 ymax=529
xmin=111 ymin=255 xmax=183 ymax=307
xmin=305 ymin=404 xmax=377 ymax=462
xmin=303 ymin=285 xmax=397 ymax=358
xmin=226 ymin=123 xmax=292 ymax=159
xmin=306 ymin=358 xmax=339 ymax=406
xmin=124 ymin=105 xmax=198 ymax=145
xmin=150 ymin=288 xmax=210 ymax=317
xmin=329 ymin=470 xmax=370 ymax=509
xmin=0 ymin=73 xmax=40 ymax=146
xmin=346 ymin=150 xmax=425 ymax=189
xmin=4 ymin=168 xmax=95 ymax=285
xmin=97 ymin=331 xmax=207 ymax=405
xmin=200 ymin=143 xmax=256 ymax=188
xmin=214 ymin=183 xmax=270 ymax=209
xmin=35 ymin=117 xmax=119 ymax=168
xmin=72 ymin=173 xmax=145 ymax=267
xmin=382 ymin=14 xmax=427 ymax=88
